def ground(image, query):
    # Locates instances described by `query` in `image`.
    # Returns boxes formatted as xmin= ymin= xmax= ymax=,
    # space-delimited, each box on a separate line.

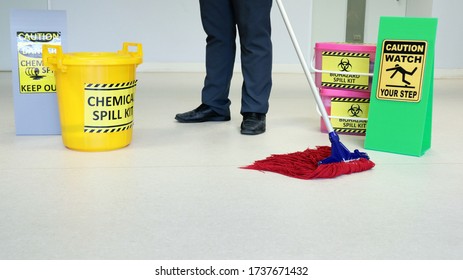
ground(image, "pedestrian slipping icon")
xmin=386 ymin=64 xmax=418 ymax=86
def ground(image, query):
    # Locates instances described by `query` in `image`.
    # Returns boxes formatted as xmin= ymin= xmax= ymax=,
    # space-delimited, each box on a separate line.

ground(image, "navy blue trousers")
xmin=199 ymin=0 xmax=273 ymax=116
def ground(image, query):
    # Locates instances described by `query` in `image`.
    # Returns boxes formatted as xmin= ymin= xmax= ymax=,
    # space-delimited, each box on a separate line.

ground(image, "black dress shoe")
xmin=175 ymin=104 xmax=230 ymax=123
xmin=241 ymin=113 xmax=266 ymax=135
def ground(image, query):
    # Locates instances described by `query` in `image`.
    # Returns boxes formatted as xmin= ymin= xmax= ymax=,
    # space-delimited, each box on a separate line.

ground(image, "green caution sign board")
xmin=365 ymin=17 xmax=438 ymax=156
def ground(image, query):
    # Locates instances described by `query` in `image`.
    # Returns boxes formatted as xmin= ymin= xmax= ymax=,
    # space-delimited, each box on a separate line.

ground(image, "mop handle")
xmin=275 ymin=0 xmax=334 ymax=133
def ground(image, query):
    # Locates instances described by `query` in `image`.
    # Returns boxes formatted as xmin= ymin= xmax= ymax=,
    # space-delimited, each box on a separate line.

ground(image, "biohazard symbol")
xmin=348 ymin=104 xmax=363 ymax=117
xmin=25 ymin=67 xmax=45 ymax=80
xmin=386 ymin=64 xmax=418 ymax=86
xmin=338 ymin=58 xmax=353 ymax=72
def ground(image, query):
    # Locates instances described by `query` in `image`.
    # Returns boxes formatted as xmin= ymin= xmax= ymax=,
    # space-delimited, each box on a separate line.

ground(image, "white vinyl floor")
xmin=0 ymin=71 xmax=462 ymax=260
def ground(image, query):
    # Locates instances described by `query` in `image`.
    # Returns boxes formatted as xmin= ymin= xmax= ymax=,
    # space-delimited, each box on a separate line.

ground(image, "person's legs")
xmin=175 ymin=0 xmax=236 ymax=122
xmin=175 ymin=0 xmax=272 ymax=132
xmin=233 ymin=0 xmax=273 ymax=115
xmin=199 ymin=0 xmax=236 ymax=117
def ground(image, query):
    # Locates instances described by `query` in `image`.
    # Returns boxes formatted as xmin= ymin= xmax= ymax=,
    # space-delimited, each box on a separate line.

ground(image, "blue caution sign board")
xmin=365 ymin=17 xmax=438 ymax=156
xmin=10 ymin=10 xmax=67 ymax=135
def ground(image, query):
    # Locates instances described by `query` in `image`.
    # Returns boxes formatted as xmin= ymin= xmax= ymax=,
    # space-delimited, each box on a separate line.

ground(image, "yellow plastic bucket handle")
xmin=42 ymin=44 xmax=65 ymax=72
xmin=118 ymin=42 xmax=143 ymax=64
xmin=42 ymin=43 xmax=142 ymax=72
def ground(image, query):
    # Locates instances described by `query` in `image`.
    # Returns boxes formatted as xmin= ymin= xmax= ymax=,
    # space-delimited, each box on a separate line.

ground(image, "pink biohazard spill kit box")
xmin=314 ymin=42 xmax=376 ymax=92
xmin=319 ymin=88 xmax=371 ymax=135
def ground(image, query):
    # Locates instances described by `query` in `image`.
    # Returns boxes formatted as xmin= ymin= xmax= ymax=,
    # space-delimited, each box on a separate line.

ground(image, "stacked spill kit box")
xmin=314 ymin=42 xmax=376 ymax=135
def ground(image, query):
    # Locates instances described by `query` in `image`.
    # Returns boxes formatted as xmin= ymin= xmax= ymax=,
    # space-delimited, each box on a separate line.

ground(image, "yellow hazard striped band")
xmin=331 ymin=97 xmax=370 ymax=103
xmin=84 ymin=123 xmax=133 ymax=133
xmin=334 ymin=128 xmax=366 ymax=134
xmin=321 ymin=83 xmax=369 ymax=90
xmin=322 ymin=51 xmax=370 ymax=57
xmin=85 ymin=80 xmax=137 ymax=90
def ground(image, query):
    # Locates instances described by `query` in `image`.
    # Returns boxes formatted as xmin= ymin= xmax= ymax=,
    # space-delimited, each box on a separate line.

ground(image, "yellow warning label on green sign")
xmin=321 ymin=52 xmax=371 ymax=90
xmin=84 ymin=81 xmax=136 ymax=133
xmin=330 ymin=98 xmax=369 ymax=134
xmin=16 ymin=31 xmax=61 ymax=93
xmin=376 ymin=40 xmax=427 ymax=102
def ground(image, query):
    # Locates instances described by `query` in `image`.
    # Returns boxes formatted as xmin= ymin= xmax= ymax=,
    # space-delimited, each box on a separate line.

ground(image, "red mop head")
xmin=242 ymin=146 xmax=375 ymax=180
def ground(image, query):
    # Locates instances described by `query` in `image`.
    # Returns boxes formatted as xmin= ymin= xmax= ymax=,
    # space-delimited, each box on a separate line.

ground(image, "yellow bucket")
xmin=42 ymin=43 xmax=143 ymax=151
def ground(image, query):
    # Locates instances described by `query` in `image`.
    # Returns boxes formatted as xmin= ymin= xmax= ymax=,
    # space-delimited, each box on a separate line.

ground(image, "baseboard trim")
xmin=2 ymin=63 xmax=462 ymax=79
xmin=137 ymin=63 xmax=463 ymax=79
xmin=137 ymin=63 xmax=205 ymax=73
xmin=136 ymin=63 xmax=303 ymax=73
xmin=434 ymin=68 xmax=463 ymax=79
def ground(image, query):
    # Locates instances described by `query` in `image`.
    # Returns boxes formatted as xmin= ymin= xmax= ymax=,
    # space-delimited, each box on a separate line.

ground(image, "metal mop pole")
xmin=275 ymin=0 xmax=370 ymax=164
xmin=275 ymin=0 xmax=334 ymax=133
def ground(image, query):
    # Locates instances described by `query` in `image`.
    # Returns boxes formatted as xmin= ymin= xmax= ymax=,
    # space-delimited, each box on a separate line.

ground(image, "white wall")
xmin=364 ymin=0 xmax=407 ymax=43
xmin=310 ymin=0 xmax=407 ymax=55
xmin=0 ymin=0 xmax=312 ymax=72
xmin=311 ymin=0 xmax=347 ymax=47
xmin=310 ymin=0 xmax=462 ymax=74
xmin=49 ymin=0 xmax=312 ymax=72
xmin=1 ymin=0 xmax=462 ymax=73
xmin=406 ymin=0 xmax=433 ymax=17
xmin=432 ymin=0 xmax=462 ymax=70
xmin=0 ymin=0 xmax=47 ymax=70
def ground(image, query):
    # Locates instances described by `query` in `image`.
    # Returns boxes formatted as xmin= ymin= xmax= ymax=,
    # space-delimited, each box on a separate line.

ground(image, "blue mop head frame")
xmin=319 ymin=132 xmax=370 ymax=164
